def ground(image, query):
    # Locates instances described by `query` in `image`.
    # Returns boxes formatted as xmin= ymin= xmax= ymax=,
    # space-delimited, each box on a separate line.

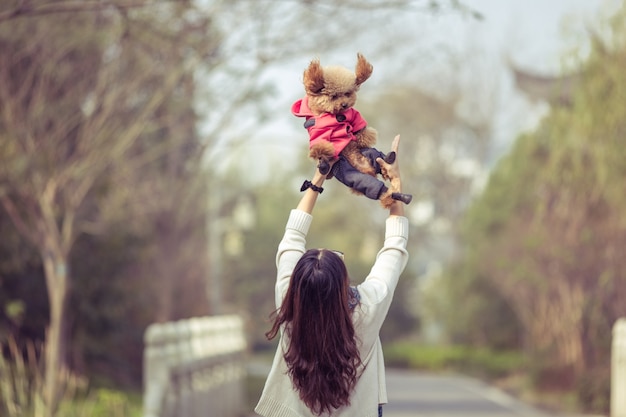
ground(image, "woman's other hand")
xmin=376 ymin=135 xmax=405 ymax=216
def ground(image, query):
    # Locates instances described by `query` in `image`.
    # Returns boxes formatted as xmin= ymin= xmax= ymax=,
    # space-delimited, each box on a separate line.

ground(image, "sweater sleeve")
xmin=355 ymin=215 xmax=409 ymax=345
xmin=274 ymin=209 xmax=312 ymax=309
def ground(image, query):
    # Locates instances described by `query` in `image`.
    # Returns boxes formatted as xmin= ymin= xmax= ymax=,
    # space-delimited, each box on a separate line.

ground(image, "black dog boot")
xmin=318 ymin=158 xmax=330 ymax=175
xmin=384 ymin=151 xmax=396 ymax=164
xmin=392 ymin=192 xmax=412 ymax=205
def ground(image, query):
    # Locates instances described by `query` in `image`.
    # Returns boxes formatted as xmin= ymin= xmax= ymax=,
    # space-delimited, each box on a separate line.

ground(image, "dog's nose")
xmin=341 ymin=103 xmax=348 ymax=109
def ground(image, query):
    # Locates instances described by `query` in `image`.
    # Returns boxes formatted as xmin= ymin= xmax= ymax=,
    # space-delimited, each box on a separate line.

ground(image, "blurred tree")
xmin=446 ymin=5 xmax=626 ymax=411
xmin=0 ymin=2 xmax=216 ymax=413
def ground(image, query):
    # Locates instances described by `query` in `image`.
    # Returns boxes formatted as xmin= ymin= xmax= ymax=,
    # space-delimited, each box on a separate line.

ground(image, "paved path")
xmin=248 ymin=363 xmax=569 ymax=417
xmin=383 ymin=368 xmax=554 ymax=417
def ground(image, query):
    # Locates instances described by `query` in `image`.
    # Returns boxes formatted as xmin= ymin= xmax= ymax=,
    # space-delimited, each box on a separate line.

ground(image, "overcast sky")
xmin=453 ymin=0 xmax=622 ymax=72
xmin=446 ymin=0 xmax=621 ymax=154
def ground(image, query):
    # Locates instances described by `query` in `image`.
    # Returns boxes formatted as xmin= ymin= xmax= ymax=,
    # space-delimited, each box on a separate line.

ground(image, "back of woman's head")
xmin=266 ymin=249 xmax=362 ymax=415
xmin=291 ymin=249 xmax=349 ymax=321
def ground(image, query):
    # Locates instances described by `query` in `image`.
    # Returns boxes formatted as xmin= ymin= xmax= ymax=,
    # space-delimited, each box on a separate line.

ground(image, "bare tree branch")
xmin=0 ymin=0 xmax=156 ymax=23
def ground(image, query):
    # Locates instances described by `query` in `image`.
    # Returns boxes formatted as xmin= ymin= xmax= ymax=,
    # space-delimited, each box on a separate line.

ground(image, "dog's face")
xmin=303 ymin=53 xmax=373 ymax=115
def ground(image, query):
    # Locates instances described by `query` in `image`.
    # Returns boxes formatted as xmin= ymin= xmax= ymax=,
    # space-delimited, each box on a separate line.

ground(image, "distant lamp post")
xmin=225 ymin=196 xmax=256 ymax=256
xmin=207 ymin=194 xmax=256 ymax=315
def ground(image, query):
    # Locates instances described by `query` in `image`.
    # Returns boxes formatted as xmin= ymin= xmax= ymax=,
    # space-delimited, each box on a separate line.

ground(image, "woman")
xmin=255 ymin=135 xmax=410 ymax=417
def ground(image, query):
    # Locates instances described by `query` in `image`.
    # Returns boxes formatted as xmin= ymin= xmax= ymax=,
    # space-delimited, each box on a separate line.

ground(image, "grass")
xmin=54 ymin=388 xmax=142 ymax=417
xmin=0 ymin=337 xmax=142 ymax=417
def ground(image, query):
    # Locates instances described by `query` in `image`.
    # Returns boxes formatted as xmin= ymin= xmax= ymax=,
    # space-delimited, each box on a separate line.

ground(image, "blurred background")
xmin=0 ymin=0 xmax=624 ymax=416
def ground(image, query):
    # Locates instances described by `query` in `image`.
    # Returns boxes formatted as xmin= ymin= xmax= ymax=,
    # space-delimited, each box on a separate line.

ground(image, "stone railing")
xmin=613 ymin=318 xmax=626 ymax=417
xmin=143 ymin=315 xmax=247 ymax=417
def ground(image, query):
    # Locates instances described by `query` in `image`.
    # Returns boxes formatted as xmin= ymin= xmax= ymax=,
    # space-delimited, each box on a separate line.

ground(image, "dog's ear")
xmin=303 ymin=59 xmax=325 ymax=95
xmin=355 ymin=53 xmax=373 ymax=86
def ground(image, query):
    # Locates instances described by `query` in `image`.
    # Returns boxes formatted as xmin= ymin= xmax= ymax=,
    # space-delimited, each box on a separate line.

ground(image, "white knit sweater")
xmin=255 ymin=209 xmax=410 ymax=417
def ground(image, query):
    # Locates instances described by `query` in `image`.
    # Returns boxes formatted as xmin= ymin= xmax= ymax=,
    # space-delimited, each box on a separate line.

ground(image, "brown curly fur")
xmin=302 ymin=54 xmax=375 ymax=167
xmin=301 ymin=54 xmax=400 ymax=208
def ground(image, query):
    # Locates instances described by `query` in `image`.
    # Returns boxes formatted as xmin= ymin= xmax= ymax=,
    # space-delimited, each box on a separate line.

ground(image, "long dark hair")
xmin=266 ymin=249 xmax=362 ymax=415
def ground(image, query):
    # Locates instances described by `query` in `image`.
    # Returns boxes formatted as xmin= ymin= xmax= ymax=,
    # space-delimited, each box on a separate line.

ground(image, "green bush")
xmin=383 ymin=342 xmax=525 ymax=379
xmin=57 ymin=389 xmax=142 ymax=417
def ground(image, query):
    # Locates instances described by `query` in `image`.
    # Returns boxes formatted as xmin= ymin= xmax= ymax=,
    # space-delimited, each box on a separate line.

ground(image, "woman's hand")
xmin=377 ymin=135 xmax=402 ymax=186
xmin=377 ymin=135 xmax=405 ymax=216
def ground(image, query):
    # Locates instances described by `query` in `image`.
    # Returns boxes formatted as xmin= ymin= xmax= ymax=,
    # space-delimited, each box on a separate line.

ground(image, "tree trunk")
xmin=41 ymin=248 xmax=70 ymax=417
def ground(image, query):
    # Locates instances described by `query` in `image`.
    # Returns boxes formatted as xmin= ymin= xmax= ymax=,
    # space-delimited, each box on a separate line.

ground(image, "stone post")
xmin=613 ymin=318 xmax=626 ymax=417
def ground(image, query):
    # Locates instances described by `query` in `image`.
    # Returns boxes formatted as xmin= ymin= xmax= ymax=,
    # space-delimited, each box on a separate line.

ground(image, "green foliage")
xmin=383 ymin=342 xmax=525 ymax=379
xmin=422 ymin=260 xmax=522 ymax=350
xmin=57 ymin=389 xmax=142 ymax=417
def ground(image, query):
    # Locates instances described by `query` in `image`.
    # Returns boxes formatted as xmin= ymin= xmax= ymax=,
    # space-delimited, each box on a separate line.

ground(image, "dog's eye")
xmin=331 ymin=94 xmax=338 ymax=100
